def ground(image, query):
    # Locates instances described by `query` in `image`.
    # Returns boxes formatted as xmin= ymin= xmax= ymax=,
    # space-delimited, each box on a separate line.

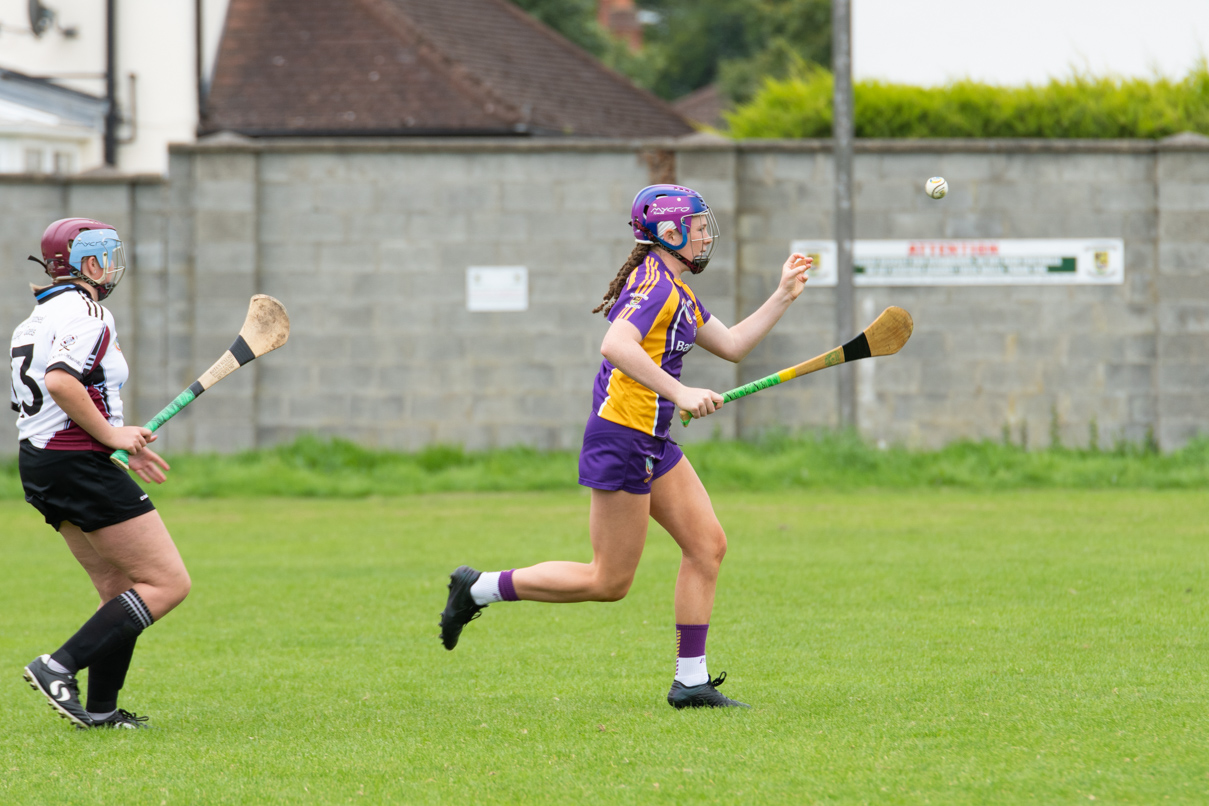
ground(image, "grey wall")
xmin=3 ymin=137 xmax=1206 ymax=456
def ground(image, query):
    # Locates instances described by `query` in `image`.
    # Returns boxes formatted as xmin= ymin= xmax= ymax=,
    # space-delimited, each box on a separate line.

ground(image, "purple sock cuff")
xmin=676 ymin=623 xmax=709 ymax=658
xmin=500 ymin=569 xmax=519 ymax=602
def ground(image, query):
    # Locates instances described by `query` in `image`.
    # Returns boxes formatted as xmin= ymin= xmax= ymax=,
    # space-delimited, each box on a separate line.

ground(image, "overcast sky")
xmin=853 ymin=0 xmax=1209 ymax=86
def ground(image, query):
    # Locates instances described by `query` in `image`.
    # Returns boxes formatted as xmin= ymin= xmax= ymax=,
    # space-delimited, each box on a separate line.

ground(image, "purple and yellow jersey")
xmin=592 ymin=253 xmax=711 ymax=438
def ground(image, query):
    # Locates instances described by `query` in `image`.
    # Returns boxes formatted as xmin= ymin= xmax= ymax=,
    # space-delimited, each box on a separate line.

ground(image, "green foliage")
xmin=507 ymin=0 xmax=831 ymax=104
xmin=3 ymin=491 xmax=1209 ymax=802
xmin=640 ymin=0 xmax=830 ymax=102
xmin=508 ymin=0 xmax=614 ymax=57
xmin=3 ymin=431 xmax=1204 ymax=500
xmin=713 ymin=0 xmax=831 ymax=105
xmin=728 ymin=62 xmax=1209 ymax=138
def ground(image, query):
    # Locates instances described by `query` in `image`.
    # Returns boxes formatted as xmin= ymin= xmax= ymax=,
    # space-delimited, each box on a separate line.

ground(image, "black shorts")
xmin=19 ymin=441 xmax=156 ymax=532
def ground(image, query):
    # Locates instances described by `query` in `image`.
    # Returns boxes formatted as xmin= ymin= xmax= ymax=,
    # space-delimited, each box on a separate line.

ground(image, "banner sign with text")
xmin=790 ymin=239 xmax=1124 ymax=286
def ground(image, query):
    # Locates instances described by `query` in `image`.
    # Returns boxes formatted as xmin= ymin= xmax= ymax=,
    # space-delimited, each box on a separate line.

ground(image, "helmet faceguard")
xmin=629 ymin=184 xmax=720 ymax=274
xmin=29 ymin=217 xmax=125 ymax=300
xmin=69 ymin=229 xmax=125 ymax=300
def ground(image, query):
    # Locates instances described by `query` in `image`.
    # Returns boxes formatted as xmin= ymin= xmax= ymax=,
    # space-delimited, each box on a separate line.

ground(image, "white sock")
xmin=470 ymin=571 xmax=503 ymax=605
xmin=675 ymin=655 xmax=709 ymax=687
xmin=46 ymin=657 xmax=71 ymax=674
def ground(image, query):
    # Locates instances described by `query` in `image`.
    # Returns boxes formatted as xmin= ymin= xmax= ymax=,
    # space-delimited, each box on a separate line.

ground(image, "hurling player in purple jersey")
xmin=441 ymin=185 xmax=811 ymax=709
xmin=13 ymin=219 xmax=190 ymax=729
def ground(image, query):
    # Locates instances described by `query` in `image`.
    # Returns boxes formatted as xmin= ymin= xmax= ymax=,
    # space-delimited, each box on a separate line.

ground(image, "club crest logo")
xmin=643 ymin=456 xmax=654 ymax=483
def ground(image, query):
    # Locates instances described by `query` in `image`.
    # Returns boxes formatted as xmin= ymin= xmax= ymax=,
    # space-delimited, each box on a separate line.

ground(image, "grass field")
xmin=2 ymin=490 xmax=1207 ymax=804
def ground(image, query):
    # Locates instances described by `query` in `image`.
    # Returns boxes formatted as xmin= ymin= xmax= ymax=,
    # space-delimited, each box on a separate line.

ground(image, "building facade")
xmin=0 ymin=0 xmax=231 ymax=174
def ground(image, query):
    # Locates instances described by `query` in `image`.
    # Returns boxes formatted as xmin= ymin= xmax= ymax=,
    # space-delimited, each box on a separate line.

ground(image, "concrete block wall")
xmin=733 ymin=142 xmax=1164 ymax=449
xmin=244 ymin=143 xmax=740 ymax=452
xmin=3 ymin=137 xmax=1207 ymax=455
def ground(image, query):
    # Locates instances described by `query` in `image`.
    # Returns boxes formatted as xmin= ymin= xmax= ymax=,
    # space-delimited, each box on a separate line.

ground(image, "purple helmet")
xmin=629 ymin=184 xmax=719 ymax=273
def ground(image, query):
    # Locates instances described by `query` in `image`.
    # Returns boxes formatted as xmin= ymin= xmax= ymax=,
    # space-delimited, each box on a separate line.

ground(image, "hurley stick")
xmin=680 ymin=305 xmax=914 ymax=425
xmin=111 ymin=295 xmax=290 ymax=469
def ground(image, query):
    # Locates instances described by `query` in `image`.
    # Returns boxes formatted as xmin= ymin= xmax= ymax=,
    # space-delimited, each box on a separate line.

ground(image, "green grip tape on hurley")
xmin=110 ymin=387 xmax=199 ymax=470
xmin=722 ymin=373 xmax=783 ymax=403
xmin=681 ymin=372 xmax=784 ymax=426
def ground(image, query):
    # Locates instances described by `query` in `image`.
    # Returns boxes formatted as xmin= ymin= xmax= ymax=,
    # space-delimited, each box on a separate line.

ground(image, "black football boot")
xmin=667 ymin=671 xmax=751 ymax=709
xmin=23 ymin=654 xmax=92 ymax=728
xmin=89 ymin=709 xmax=151 ymax=729
xmin=440 ymin=565 xmax=486 ymax=650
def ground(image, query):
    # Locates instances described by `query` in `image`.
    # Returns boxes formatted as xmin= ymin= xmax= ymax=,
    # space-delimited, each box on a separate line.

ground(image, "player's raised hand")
xmin=105 ymin=425 xmax=155 ymax=455
xmin=780 ymin=252 xmax=812 ymax=301
xmin=677 ymin=386 xmax=725 ymax=419
xmin=128 ymin=447 xmax=170 ymax=484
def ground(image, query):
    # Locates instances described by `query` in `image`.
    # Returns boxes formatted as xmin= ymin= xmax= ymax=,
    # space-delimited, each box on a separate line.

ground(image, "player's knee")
xmin=688 ymin=526 xmax=727 ymax=570
xmin=713 ymin=530 xmax=728 ymax=566
xmin=156 ymin=568 xmax=191 ymax=612
xmin=173 ymin=570 xmax=192 ymax=605
xmin=596 ymin=575 xmax=634 ymax=602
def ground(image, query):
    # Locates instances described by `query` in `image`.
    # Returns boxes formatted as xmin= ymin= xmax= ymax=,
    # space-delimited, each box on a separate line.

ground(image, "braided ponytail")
xmin=593 ymin=243 xmax=651 ymax=316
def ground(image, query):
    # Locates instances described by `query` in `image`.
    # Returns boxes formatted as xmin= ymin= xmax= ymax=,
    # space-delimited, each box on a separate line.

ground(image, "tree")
xmin=639 ymin=0 xmax=831 ymax=102
xmin=509 ymin=0 xmax=613 ymax=57
xmin=507 ymin=0 xmax=832 ymax=105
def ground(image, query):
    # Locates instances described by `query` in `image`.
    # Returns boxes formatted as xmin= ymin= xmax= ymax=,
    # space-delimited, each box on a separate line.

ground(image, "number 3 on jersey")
xmin=11 ymin=345 xmax=44 ymax=416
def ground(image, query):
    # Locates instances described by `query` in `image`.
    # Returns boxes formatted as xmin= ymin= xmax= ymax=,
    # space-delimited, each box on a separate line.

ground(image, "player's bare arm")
xmin=44 ymin=369 xmax=153 ymax=455
xmin=601 ymin=317 xmax=724 ymax=418
xmin=694 ymin=252 xmax=811 ymax=363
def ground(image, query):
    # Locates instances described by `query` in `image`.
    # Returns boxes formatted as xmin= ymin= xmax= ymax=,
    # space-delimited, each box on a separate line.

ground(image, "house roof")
xmin=673 ymin=83 xmax=728 ymax=131
xmin=0 ymin=68 xmax=107 ymax=131
xmin=202 ymin=0 xmax=693 ymax=138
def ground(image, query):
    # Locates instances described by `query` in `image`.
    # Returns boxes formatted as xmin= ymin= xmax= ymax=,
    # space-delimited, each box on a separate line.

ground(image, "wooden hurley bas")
xmin=111 ymin=295 xmax=290 ymax=470
xmin=680 ymin=306 xmax=914 ymax=426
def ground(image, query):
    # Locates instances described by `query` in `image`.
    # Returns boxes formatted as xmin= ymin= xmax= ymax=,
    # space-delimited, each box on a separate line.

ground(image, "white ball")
xmin=925 ymin=176 xmax=948 ymax=199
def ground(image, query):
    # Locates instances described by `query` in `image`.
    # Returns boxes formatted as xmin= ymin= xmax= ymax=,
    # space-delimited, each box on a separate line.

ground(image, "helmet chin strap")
xmin=631 ymin=221 xmax=706 ymax=274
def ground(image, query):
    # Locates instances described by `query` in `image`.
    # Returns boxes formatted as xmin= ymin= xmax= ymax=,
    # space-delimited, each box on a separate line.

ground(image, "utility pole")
xmin=832 ymin=0 xmax=856 ymax=428
xmin=104 ymin=0 xmax=117 ymax=166
xmin=196 ymin=0 xmax=206 ymax=124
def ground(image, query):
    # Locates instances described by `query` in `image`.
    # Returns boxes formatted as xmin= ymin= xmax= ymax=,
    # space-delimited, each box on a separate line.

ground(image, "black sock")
xmin=85 ymin=636 xmax=138 ymax=714
xmin=51 ymin=589 xmax=153 ymax=674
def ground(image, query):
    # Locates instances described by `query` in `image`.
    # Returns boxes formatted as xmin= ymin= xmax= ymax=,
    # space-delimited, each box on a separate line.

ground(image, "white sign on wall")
xmin=791 ymin=239 xmax=1125 ymax=286
xmin=466 ymin=266 xmax=529 ymax=312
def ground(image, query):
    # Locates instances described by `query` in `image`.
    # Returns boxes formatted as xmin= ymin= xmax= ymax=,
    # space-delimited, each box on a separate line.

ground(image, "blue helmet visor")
xmin=67 ymin=228 xmax=126 ymax=298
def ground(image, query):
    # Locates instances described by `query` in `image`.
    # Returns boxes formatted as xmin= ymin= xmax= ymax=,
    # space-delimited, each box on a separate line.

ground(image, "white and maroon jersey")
xmin=10 ymin=284 xmax=128 ymax=451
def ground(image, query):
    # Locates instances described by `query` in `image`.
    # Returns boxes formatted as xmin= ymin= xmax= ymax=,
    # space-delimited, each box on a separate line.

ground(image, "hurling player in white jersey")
xmin=12 ymin=218 xmax=191 ymax=729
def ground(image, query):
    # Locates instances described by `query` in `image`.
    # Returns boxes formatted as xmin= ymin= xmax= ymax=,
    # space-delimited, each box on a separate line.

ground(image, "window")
xmin=53 ymin=151 xmax=73 ymax=174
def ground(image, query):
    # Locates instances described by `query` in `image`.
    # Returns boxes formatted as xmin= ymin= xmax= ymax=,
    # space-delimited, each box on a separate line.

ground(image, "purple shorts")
xmin=578 ymin=414 xmax=684 ymax=495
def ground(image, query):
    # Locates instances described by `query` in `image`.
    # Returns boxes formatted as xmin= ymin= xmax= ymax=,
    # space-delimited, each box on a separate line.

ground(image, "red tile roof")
xmin=203 ymin=0 xmax=693 ymax=138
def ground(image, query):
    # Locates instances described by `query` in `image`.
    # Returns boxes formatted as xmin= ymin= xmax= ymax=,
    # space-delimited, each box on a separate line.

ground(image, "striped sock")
xmin=675 ymin=623 xmax=709 ymax=687
xmin=51 ymin=589 xmax=153 ymax=674
xmin=470 ymin=570 xmax=521 ymax=605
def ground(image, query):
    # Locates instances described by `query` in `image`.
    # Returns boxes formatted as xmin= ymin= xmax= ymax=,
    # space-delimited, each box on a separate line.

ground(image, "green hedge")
xmin=3 ymin=433 xmax=1206 ymax=498
xmin=726 ymin=64 xmax=1209 ymax=139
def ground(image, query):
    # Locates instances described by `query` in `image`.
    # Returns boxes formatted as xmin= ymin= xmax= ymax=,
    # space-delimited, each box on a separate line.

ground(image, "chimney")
xmin=597 ymin=0 xmax=642 ymax=52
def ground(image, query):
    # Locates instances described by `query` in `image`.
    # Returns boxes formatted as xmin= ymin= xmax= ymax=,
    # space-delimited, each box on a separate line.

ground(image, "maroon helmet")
xmin=30 ymin=217 xmax=124 ymax=299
